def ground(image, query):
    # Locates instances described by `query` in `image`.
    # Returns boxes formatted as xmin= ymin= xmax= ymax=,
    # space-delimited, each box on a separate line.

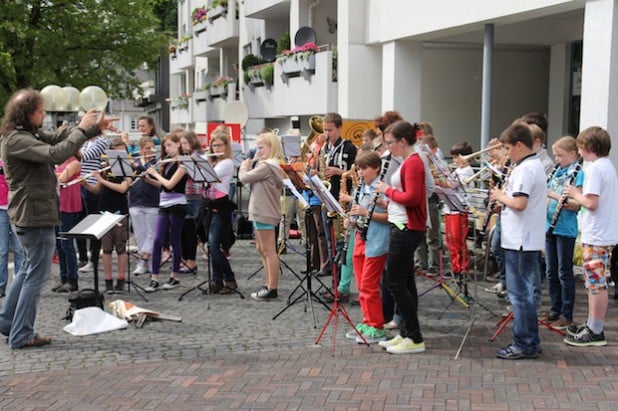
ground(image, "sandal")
xmin=20 ymin=334 xmax=52 ymax=348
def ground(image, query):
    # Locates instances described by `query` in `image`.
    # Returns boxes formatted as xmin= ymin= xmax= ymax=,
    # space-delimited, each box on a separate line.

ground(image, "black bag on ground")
xmin=234 ymin=212 xmax=253 ymax=239
xmin=64 ymin=288 xmax=104 ymax=321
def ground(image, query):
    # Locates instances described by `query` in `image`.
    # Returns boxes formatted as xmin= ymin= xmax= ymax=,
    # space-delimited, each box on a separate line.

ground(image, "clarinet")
xmin=547 ymin=159 xmax=583 ymax=236
xmin=360 ymin=154 xmax=391 ymax=241
xmin=481 ymin=159 xmax=512 ymax=234
xmin=336 ymin=179 xmax=363 ymax=264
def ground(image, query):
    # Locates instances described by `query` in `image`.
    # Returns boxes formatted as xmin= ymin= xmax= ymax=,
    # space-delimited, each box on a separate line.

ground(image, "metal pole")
xmin=481 ymin=24 xmax=494 ymax=148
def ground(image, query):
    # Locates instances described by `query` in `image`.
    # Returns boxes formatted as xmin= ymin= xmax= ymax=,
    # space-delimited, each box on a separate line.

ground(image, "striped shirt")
xmin=80 ymin=137 xmax=109 ymax=185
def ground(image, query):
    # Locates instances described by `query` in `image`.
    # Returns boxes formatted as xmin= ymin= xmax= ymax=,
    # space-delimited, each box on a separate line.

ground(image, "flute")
xmin=60 ymin=164 xmax=111 ymax=188
xmin=130 ymin=157 xmax=179 ymax=186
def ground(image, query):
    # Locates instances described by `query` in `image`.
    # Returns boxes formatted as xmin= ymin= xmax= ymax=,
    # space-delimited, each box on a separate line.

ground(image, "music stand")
xmin=59 ymin=212 xmax=126 ymax=296
xmin=306 ymin=175 xmax=369 ymax=351
xmin=272 ymin=172 xmax=327 ymax=327
xmin=178 ymin=158 xmax=244 ymax=301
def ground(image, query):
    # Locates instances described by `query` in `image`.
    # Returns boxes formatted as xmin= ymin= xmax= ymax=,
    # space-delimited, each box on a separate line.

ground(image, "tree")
xmin=0 ymin=0 xmax=175 ymax=108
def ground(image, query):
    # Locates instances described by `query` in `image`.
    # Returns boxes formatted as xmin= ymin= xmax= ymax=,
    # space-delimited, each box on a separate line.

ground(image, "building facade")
xmin=169 ymin=0 xmax=618 ymax=164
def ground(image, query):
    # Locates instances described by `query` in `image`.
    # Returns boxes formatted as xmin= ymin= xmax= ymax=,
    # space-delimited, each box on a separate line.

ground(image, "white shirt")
xmin=387 ymin=162 xmax=408 ymax=225
xmin=500 ymin=155 xmax=547 ymax=251
xmin=443 ymin=165 xmax=474 ymax=215
xmin=580 ymin=157 xmax=618 ymax=246
xmin=204 ymin=158 xmax=234 ymax=198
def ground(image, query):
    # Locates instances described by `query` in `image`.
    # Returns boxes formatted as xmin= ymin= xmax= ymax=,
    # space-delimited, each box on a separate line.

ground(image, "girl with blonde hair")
xmin=239 ymin=132 xmax=284 ymax=300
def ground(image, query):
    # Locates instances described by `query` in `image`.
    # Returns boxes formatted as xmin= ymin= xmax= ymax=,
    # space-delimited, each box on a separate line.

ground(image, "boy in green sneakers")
xmin=343 ymin=152 xmax=391 ymax=344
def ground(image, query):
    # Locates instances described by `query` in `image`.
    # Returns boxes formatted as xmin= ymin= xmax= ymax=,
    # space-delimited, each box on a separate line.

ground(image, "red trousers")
xmin=352 ymin=233 xmax=387 ymax=329
xmin=445 ymin=213 xmax=469 ymax=274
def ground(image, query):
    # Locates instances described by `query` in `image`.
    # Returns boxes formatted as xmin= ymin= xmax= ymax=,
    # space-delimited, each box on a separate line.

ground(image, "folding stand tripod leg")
xmin=314 ymin=219 xmax=370 ymax=352
xmin=490 ymin=310 xmax=565 ymax=342
xmin=273 ymin=209 xmax=330 ymax=326
xmin=417 ymin=247 xmax=470 ymax=312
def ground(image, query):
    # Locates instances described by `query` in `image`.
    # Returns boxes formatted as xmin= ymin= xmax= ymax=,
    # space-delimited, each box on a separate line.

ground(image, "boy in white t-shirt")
xmin=490 ymin=122 xmax=547 ymax=360
xmin=563 ymin=127 xmax=618 ymax=347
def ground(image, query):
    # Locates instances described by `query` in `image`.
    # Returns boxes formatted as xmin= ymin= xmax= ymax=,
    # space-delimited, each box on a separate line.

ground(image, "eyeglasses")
xmin=211 ymin=143 xmax=225 ymax=148
xmin=373 ymin=143 xmax=383 ymax=151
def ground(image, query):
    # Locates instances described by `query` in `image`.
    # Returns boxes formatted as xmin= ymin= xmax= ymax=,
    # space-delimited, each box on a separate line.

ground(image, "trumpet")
xmin=458 ymin=143 xmax=503 ymax=163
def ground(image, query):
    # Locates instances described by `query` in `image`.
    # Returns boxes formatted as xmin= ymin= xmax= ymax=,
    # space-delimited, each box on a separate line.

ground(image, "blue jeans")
xmin=209 ymin=212 xmax=235 ymax=283
xmin=56 ymin=212 xmax=81 ymax=281
xmin=504 ymin=249 xmax=541 ymax=354
xmin=387 ymin=227 xmax=425 ymax=343
xmin=545 ymin=234 xmax=576 ymax=320
xmin=0 ymin=210 xmax=24 ymax=293
xmin=0 ymin=227 xmax=55 ymax=348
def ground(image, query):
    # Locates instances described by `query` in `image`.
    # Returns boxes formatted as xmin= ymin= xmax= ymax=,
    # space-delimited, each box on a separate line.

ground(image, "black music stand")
xmin=306 ymin=175 xmax=369 ymax=351
xmin=178 ymin=156 xmax=244 ymax=301
xmin=59 ymin=212 xmax=126 ymax=296
xmin=272 ymin=184 xmax=329 ymax=327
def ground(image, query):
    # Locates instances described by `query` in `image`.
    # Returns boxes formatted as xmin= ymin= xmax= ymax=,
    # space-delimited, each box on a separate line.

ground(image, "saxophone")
xmin=339 ymin=164 xmax=357 ymax=207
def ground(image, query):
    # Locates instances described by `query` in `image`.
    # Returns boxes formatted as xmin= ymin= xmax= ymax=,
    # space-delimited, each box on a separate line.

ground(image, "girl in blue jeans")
xmin=544 ymin=136 xmax=583 ymax=329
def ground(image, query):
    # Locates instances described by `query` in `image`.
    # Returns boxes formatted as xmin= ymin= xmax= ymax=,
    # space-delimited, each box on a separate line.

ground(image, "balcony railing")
xmin=170 ymin=39 xmax=193 ymax=74
xmin=206 ymin=4 xmax=239 ymax=48
xmin=272 ymin=50 xmax=337 ymax=116
xmin=244 ymin=0 xmax=290 ymax=19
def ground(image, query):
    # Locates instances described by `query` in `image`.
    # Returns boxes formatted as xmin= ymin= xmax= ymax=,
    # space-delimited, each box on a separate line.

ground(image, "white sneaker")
xmin=484 ymin=282 xmax=504 ymax=294
xmin=78 ymin=262 xmax=94 ymax=273
xmin=132 ymin=262 xmax=149 ymax=276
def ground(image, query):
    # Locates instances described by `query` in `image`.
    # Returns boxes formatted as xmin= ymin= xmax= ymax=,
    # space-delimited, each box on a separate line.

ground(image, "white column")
xmin=547 ymin=43 xmax=570 ymax=145
xmin=382 ymin=41 xmax=422 ymax=121
xmin=580 ymin=0 xmax=618 ymax=166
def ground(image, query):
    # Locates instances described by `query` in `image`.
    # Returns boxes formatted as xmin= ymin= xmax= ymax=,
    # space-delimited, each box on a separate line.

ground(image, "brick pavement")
xmin=0 ymin=238 xmax=617 ymax=410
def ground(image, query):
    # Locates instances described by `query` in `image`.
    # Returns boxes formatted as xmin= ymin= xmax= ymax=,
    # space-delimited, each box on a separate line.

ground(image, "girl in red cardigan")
xmin=375 ymin=120 xmax=428 ymax=355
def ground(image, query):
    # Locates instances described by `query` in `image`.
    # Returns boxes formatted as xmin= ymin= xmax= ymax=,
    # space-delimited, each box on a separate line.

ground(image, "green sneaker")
xmin=355 ymin=326 xmax=386 ymax=344
xmin=345 ymin=323 xmax=367 ymax=340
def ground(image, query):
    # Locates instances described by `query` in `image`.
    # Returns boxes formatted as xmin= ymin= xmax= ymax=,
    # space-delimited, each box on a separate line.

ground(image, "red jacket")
xmin=385 ymin=153 xmax=427 ymax=231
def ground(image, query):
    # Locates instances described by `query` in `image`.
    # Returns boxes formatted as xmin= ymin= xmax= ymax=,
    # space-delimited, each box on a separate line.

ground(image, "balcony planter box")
xmin=208 ymin=85 xmax=227 ymax=99
xmin=208 ymin=5 xmax=227 ymax=22
xmin=194 ymin=90 xmax=209 ymax=102
xmin=279 ymin=54 xmax=316 ymax=83
xmin=193 ymin=21 xmax=207 ymax=35
xmin=178 ymin=43 xmax=189 ymax=53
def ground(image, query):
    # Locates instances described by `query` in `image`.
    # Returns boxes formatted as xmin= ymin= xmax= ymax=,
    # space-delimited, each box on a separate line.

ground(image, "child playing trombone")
xmin=445 ymin=141 xmax=475 ymax=294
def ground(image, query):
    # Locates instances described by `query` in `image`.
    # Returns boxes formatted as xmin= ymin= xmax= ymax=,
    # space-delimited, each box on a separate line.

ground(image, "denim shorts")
xmin=253 ymin=221 xmax=275 ymax=231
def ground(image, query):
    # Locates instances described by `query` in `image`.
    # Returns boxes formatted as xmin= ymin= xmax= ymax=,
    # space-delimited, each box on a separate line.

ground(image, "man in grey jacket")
xmin=0 ymin=88 xmax=115 ymax=349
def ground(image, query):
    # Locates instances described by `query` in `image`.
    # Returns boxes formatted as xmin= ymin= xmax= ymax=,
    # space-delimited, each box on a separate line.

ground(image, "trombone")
xmin=458 ymin=143 xmax=503 ymax=163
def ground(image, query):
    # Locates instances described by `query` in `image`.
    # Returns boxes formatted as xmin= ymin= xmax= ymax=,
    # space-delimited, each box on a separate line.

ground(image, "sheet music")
xmin=281 ymin=135 xmax=301 ymax=158
xmin=307 ymin=175 xmax=345 ymax=216
xmin=105 ymin=149 xmax=133 ymax=178
xmin=180 ymin=154 xmax=220 ymax=183
xmin=283 ymin=179 xmax=309 ymax=209
xmin=63 ymin=212 xmax=126 ymax=239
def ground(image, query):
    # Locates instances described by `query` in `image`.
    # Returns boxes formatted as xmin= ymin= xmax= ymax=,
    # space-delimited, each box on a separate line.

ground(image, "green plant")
xmin=242 ymin=54 xmax=261 ymax=71
xmin=261 ymin=64 xmax=274 ymax=85
xmin=213 ymin=76 xmax=233 ymax=88
xmin=174 ymin=93 xmax=191 ymax=110
xmin=243 ymin=71 xmax=250 ymax=84
xmin=277 ymin=31 xmax=290 ymax=55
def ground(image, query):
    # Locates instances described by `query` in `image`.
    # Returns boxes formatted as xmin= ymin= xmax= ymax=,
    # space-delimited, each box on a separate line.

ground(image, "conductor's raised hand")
xmin=96 ymin=112 xmax=119 ymax=131
xmin=78 ymin=109 xmax=98 ymax=130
